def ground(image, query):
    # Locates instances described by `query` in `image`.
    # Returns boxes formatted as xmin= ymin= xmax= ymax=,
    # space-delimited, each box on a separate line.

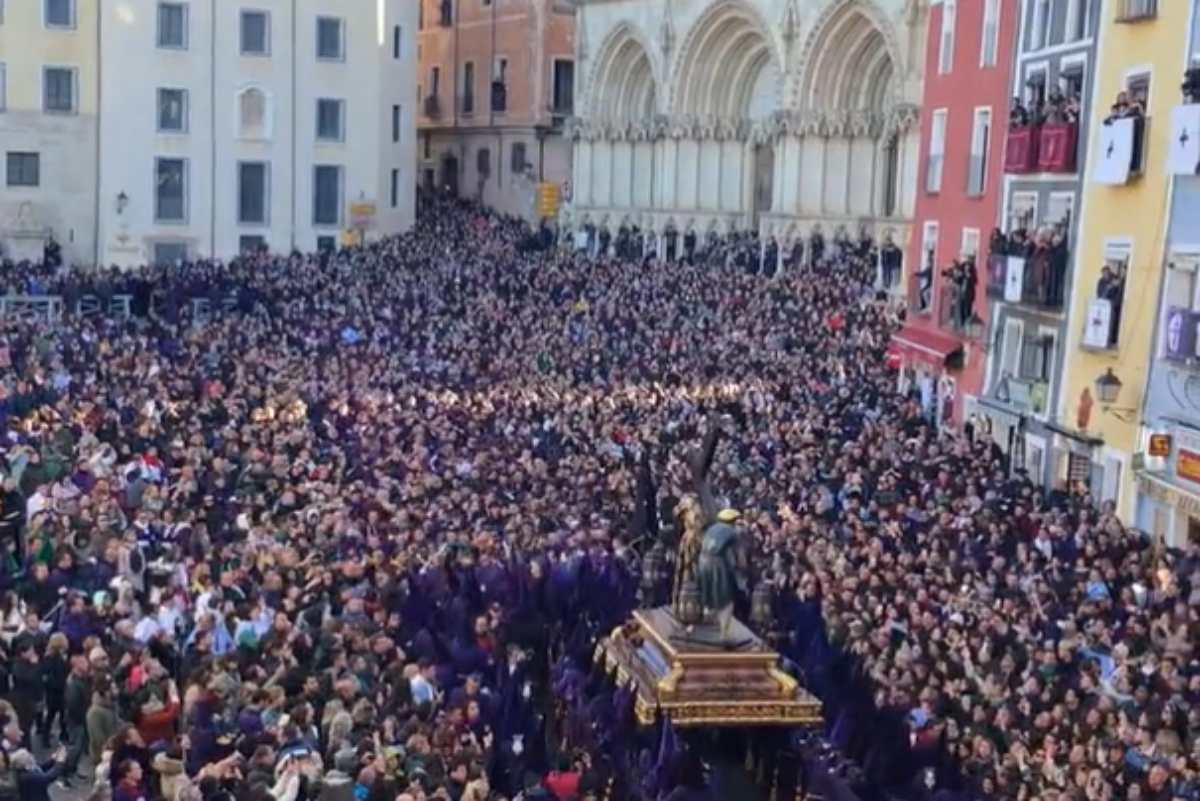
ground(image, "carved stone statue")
xmin=671 ymin=416 xmax=747 ymax=641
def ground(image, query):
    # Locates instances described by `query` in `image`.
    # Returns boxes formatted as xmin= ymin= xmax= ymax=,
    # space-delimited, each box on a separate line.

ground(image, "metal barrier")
xmin=0 ymin=295 xmax=64 ymax=322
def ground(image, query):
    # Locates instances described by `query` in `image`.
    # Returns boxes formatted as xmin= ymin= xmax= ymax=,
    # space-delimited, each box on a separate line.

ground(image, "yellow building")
xmin=1058 ymin=0 xmax=1195 ymax=521
xmin=0 ymin=0 xmax=99 ymax=265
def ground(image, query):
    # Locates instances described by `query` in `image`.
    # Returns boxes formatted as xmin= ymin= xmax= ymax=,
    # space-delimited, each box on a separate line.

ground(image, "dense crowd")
xmin=0 ymin=193 xmax=1196 ymax=801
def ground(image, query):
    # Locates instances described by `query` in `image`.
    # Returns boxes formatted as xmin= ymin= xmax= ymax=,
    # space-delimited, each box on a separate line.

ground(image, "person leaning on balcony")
xmin=1010 ymin=97 xmax=1030 ymax=129
xmin=1096 ymin=265 xmax=1125 ymax=347
xmin=1047 ymin=229 xmax=1069 ymax=308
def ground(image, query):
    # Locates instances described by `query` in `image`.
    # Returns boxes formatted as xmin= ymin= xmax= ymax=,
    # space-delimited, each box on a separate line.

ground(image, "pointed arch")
xmin=672 ymin=0 xmax=782 ymax=119
xmin=794 ymin=0 xmax=902 ymax=111
xmin=586 ymin=22 xmax=660 ymax=120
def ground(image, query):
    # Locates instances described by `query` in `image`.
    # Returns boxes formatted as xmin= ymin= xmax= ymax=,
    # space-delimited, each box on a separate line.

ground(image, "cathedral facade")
xmin=566 ymin=0 xmax=928 ymax=254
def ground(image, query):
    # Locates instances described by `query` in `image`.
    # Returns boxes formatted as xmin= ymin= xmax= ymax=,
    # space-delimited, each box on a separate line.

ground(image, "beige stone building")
xmin=417 ymin=0 xmax=575 ymax=220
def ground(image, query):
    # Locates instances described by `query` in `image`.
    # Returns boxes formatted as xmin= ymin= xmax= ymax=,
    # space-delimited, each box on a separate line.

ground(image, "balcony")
xmin=424 ymin=95 xmax=441 ymax=119
xmin=1115 ymin=0 xmax=1156 ymax=22
xmin=938 ymin=284 xmax=969 ymax=334
xmin=491 ymin=81 xmax=507 ymax=113
xmin=1017 ymin=248 xmax=1066 ymax=310
xmin=910 ymin=273 xmax=934 ymax=317
xmin=1004 ymin=126 xmax=1040 ymax=174
xmin=1037 ymin=122 xmax=1078 ymax=173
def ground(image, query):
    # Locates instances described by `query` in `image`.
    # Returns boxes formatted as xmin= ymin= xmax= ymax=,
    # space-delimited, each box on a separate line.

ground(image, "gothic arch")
xmin=792 ymin=0 xmax=903 ymax=111
xmin=586 ymin=22 xmax=660 ymax=121
xmin=671 ymin=0 xmax=782 ymax=119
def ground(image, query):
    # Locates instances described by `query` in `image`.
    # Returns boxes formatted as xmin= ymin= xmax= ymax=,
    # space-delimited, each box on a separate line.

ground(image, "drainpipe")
xmin=93 ymin=0 xmax=102 ymax=268
xmin=290 ymin=0 xmax=297 ymax=251
xmin=210 ymin=0 xmax=217 ymax=258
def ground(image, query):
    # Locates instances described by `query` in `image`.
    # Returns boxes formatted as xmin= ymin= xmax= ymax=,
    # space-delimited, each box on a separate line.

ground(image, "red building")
xmin=891 ymin=0 xmax=1017 ymax=426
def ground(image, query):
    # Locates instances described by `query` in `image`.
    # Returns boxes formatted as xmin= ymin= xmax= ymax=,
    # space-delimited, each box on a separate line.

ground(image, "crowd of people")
xmin=0 ymin=192 xmax=1196 ymax=801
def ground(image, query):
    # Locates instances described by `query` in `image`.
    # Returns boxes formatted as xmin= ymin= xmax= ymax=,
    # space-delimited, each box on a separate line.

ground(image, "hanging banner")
xmin=1093 ymin=118 xmax=1136 ymax=185
xmin=1167 ymin=105 xmax=1200 ymax=176
xmin=1004 ymin=256 xmax=1025 ymax=303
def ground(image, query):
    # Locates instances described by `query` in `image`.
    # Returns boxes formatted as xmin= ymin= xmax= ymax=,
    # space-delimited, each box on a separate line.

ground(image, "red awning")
xmin=888 ymin=325 xmax=964 ymax=371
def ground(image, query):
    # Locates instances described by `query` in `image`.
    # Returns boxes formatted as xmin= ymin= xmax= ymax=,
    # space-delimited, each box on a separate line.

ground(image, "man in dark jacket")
xmin=61 ymin=656 xmax=91 ymax=780
xmin=7 ymin=640 xmax=42 ymax=747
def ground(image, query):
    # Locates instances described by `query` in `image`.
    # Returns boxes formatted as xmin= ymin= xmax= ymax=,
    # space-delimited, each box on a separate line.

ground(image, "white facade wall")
xmin=0 ymin=0 xmax=100 ymax=267
xmin=98 ymin=0 xmax=416 ymax=267
xmin=569 ymin=0 xmax=927 ymax=251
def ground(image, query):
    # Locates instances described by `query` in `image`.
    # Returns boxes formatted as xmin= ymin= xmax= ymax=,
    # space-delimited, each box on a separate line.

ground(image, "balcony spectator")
xmin=1097 ymin=264 xmax=1126 ymax=346
xmin=1010 ymin=97 xmax=1030 ymax=129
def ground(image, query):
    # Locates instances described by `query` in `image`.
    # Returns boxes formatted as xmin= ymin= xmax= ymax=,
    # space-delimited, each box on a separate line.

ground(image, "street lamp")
xmin=1094 ymin=368 xmax=1123 ymax=405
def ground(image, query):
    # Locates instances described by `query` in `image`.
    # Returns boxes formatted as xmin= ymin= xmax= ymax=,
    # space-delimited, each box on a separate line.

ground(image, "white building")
xmin=567 ymin=0 xmax=928 ymax=254
xmin=98 ymin=0 xmax=417 ymax=266
xmin=2 ymin=0 xmax=417 ymax=269
xmin=0 ymin=0 xmax=101 ymax=266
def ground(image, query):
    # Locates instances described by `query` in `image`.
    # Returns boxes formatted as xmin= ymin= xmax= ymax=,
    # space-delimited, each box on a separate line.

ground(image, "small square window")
xmin=45 ymin=0 xmax=74 ymax=28
xmin=241 ymin=10 xmax=270 ymax=55
xmin=511 ymin=142 xmax=527 ymax=174
xmin=391 ymin=168 xmax=400 ymax=208
xmin=393 ymin=25 xmax=402 ymax=59
xmin=43 ymin=67 xmax=76 ymax=113
xmin=316 ymin=17 xmax=343 ymax=61
xmin=6 ymin=152 xmax=40 ymax=187
xmin=316 ymin=98 xmax=344 ymax=142
xmin=392 ymin=104 xmax=402 ymax=143
xmin=157 ymin=3 xmax=187 ymax=49
xmin=157 ymin=88 xmax=188 ymax=132
xmin=0 ymin=64 xmax=6 ymax=112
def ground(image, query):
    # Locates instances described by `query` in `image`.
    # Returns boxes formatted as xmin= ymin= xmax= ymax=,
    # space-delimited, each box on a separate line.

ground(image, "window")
xmin=431 ymin=66 xmax=441 ymax=95
xmin=0 ymin=63 xmax=6 ymax=112
xmin=423 ymin=133 xmax=432 ymax=159
xmin=917 ymin=221 xmax=939 ymax=313
xmin=1045 ymin=192 xmax=1075 ymax=231
xmin=476 ymin=147 xmax=491 ymax=178
xmin=157 ymin=88 xmax=188 ymax=133
xmin=239 ymin=235 xmax=266 ymax=254
xmin=238 ymin=87 xmax=270 ymax=139
xmin=317 ymin=236 xmax=336 ymax=252
xmin=238 ymin=161 xmax=269 ymax=224
xmin=392 ymin=105 xmax=402 ymax=143
xmin=45 ymin=0 xmax=74 ymax=28
xmin=313 ymin=165 xmax=342 ymax=226
xmin=1101 ymin=456 xmax=1122 ymax=506
xmin=1008 ymin=192 xmax=1038 ymax=232
xmin=393 ymin=25 xmax=402 ymax=59
xmin=316 ymin=98 xmax=345 ymax=142
xmin=1019 ymin=332 xmax=1055 ymax=382
xmin=1060 ymin=60 xmax=1086 ymax=105
xmin=158 ymin=3 xmax=187 ymax=48
xmin=316 ymin=17 xmax=344 ymax=60
xmin=968 ymin=108 xmax=992 ymax=196
xmin=938 ymin=0 xmax=956 ymax=74
xmin=981 ymin=0 xmax=999 ymax=67
xmin=961 ymin=227 xmax=980 ymax=259
xmin=0 ymin=1 xmax=4 ymax=24
xmin=1127 ymin=72 xmax=1151 ymax=109
xmin=155 ymin=157 xmax=187 ymax=222
xmin=1066 ymin=0 xmax=1089 ymax=40
xmin=390 ymin=168 xmax=399 ymax=208
xmin=1025 ymin=66 xmax=1047 ymax=107
xmin=440 ymin=0 xmax=453 ymax=26
xmin=154 ymin=242 xmax=187 ymax=265
xmin=1116 ymin=0 xmax=1158 ymax=22
xmin=553 ymin=60 xmax=575 ymax=113
xmin=418 ymin=0 xmax=425 ymax=30
xmin=43 ymin=67 xmax=76 ymax=113
xmin=926 ymin=109 xmax=947 ymax=193
xmin=1001 ymin=319 xmax=1024 ymax=378
xmin=492 ymin=58 xmax=508 ymax=112
xmin=241 ymin=10 xmax=269 ymax=55
xmin=1084 ymin=244 xmax=1130 ymax=348
xmin=511 ymin=142 xmax=527 ymax=174
xmin=6 ymin=152 xmax=39 ymax=187
xmin=462 ymin=62 xmax=475 ymax=114
xmin=1030 ymin=0 xmax=1051 ymax=50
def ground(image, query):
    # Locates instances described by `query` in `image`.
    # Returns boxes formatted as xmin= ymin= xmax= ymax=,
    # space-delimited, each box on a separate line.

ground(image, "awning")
xmin=887 ymin=325 xmax=964 ymax=371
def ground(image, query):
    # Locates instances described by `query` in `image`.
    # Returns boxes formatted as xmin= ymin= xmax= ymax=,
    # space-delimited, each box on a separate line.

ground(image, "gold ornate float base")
xmin=595 ymin=607 xmax=823 ymax=728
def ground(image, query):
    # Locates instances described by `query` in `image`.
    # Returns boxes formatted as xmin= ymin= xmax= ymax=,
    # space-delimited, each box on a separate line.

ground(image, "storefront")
xmin=887 ymin=325 xmax=964 ymax=429
xmin=1136 ymin=425 xmax=1200 ymax=548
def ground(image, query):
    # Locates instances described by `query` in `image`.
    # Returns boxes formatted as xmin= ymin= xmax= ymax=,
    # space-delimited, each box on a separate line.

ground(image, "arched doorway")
xmin=441 ymin=155 xmax=459 ymax=197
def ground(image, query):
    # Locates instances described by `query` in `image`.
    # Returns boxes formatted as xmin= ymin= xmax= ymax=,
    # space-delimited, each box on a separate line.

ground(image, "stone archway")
xmin=587 ymin=23 xmax=660 ymax=120
xmin=792 ymin=0 xmax=904 ymax=112
xmin=671 ymin=0 xmax=782 ymax=119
